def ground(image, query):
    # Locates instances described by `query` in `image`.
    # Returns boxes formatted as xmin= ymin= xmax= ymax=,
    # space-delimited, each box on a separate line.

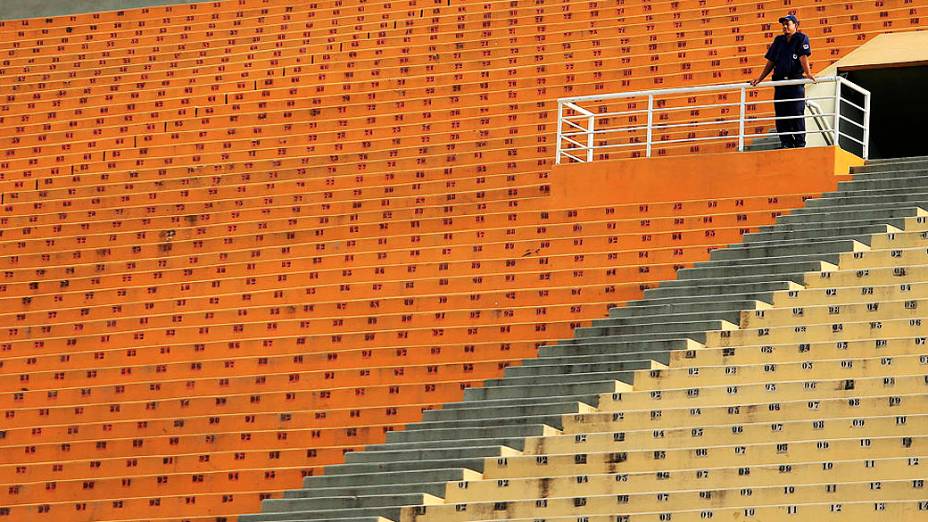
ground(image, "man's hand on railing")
xmin=750 ymin=60 xmax=775 ymax=88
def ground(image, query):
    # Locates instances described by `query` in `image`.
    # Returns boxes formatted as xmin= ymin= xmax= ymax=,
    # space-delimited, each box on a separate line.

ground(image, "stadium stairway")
xmin=239 ymin=155 xmax=928 ymax=522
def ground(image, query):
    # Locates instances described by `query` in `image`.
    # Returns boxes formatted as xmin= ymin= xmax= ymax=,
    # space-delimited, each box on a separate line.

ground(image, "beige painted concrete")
xmin=805 ymin=30 xmax=928 ymax=148
xmin=828 ymin=31 xmax=928 ymax=73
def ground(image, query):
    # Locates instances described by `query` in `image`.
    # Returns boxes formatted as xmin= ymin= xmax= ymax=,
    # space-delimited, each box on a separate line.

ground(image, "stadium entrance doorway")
xmin=842 ymin=65 xmax=928 ymax=160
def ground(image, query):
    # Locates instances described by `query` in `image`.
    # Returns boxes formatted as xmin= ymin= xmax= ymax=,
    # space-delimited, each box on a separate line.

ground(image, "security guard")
xmin=750 ymin=14 xmax=815 ymax=148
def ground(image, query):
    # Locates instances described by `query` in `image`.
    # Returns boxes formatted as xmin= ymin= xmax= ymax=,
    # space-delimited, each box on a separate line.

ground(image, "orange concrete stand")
xmin=549 ymin=147 xmax=863 ymax=207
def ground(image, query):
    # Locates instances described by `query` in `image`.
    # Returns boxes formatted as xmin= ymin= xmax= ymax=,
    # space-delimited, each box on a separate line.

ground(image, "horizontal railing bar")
xmin=838 ymin=114 xmax=866 ymax=129
xmin=586 ymin=127 xmax=835 ymax=147
xmin=747 ymin=113 xmax=835 ymax=123
xmin=563 ymin=95 xmax=837 ymax=119
xmin=837 ymin=132 xmax=866 ymax=145
xmin=576 ymin=141 xmax=646 ymax=151
xmin=655 ymin=135 xmax=740 ymax=145
xmin=563 ymin=125 xmax=649 ymax=137
xmin=840 ymin=98 xmax=867 ymax=113
xmin=564 ymin=144 xmax=648 ymax=154
xmin=743 ymin=129 xmax=834 ymax=138
xmin=558 ymin=77 xmax=839 ymax=104
xmin=568 ymin=112 xmax=833 ymax=136
xmin=652 ymin=119 xmax=739 ymax=130
xmin=652 ymin=101 xmax=743 ymax=113
xmin=561 ymin=110 xmax=648 ymax=121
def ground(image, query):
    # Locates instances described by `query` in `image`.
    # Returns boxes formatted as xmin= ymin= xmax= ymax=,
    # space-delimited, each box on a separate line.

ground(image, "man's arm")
xmin=799 ymin=55 xmax=815 ymax=82
xmin=750 ymin=60 xmax=775 ymax=86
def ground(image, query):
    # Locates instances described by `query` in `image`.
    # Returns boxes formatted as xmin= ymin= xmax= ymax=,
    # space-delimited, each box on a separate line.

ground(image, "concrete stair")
xmin=238 ymin=156 xmax=928 ymax=521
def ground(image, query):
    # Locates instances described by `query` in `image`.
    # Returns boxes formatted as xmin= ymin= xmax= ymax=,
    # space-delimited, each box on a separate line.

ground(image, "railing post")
xmin=646 ymin=94 xmax=654 ymax=158
xmin=555 ymin=101 xmax=563 ymax=165
xmin=586 ymin=111 xmax=595 ymax=163
xmin=738 ymin=86 xmax=746 ymax=152
xmin=862 ymin=89 xmax=871 ymax=160
xmin=833 ymin=78 xmax=842 ymax=150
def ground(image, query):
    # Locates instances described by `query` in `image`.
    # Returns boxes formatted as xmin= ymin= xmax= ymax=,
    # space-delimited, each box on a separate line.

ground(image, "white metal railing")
xmin=556 ymin=76 xmax=871 ymax=164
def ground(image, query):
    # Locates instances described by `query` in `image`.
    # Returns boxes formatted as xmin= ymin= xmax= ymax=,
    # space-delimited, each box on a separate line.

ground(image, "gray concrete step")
xmin=550 ymin=335 xmax=690 ymax=350
xmin=850 ymin=168 xmax=928 ymax=181
xmin=264 ymin=512 xmax=393 ymax=522
xmin=501 ymin=359 xmax=654 ymax=378
xmin=574 ymin=317 xmax=736 ymax=338
xmin=322 ymin=457 xmax=487 ymax=476
xmin=805 ymin=187 xmax=928 ymax=206
xmin=859 ymin=155 xmax=928 ymax=164
xmin=608 ymin=299 xmax=762 ymax=318
xmin=706 ymin=239 xmax=862 ymax=261
xmin=556 ymin=333 xmax=703 ymax=347
xmin=845 ymin=168 xmax=928 ymax=180
xmin=403 ymin=412 xmax=568 ymax=431
xmin=777 ymin=206 xmax=924 ymax=224
xmin=436 ymin=393 xmax=600 ymax=411
xmin=386 ymin=423 xmax=555 ymax=444
xmin=542 ymin=338 xmax=698 ymax=358
xmin=594 ymin=309 xmax=743 ymax=328
xmin=557 ymin=330 xmax=701 ymax=345
xmin=482 ymin=369 xmax=640 ymax=388
xmin=570 ymin=314 xmax=740 ymax=338
xmin=521 ymin=350 xmax=673 ymax=367
xmin=422 ymin=401 xmax=587 ymax=423
xmin=564 ymin=320 xmax=735 ymax=346
xmin=645 ymin=270 xmax=816 ymax=286
xmin=742 ymin=223 xmax=898 ymax=244
xmin=736 ymin=235 xmax=872 ymax=250
xmin=644 ymin=280 xmax=802 ymax=299
xmin=677 ymin=253 xmax=841 ymax=281
xmin=260 ymin=492 xmax=439 ymax=514
xmin=301 ymin=468 xmax=475 ymax=489
xmin=787 ymin=200 xmax=928 ymax=215
xmin=658 ymin=272 xmax=813 ymax=291
xmin=241 ymin=504 xmax=409 ymax=521
xmin=621 ymin=292 xmax=777 ymax=308
xmin=839 ymin=176 xmax=928 ymax=191
xmin=343 ymin=444 xmax=511 ymax=464
xmin=362 ymin=434 xmax=538 ymax=453
xmin=754 ymin=214 xmax=917 ymax=233
xmin=852 ymin=158 xmax=928 ymax=171
xmin=462 ymin=380 xmax=621 ymax=401
xmin=283 ymin=481 xmax=449 ymax=499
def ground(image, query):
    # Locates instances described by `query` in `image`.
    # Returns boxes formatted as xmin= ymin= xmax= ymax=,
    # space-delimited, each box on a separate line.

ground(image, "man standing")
xmin=750 ymin=14 xmax=816 ymax=148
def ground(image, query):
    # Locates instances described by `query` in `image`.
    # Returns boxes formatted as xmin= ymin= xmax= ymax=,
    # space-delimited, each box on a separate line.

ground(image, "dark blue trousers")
xmin=773 ymin=85 xmax=806 ymax=148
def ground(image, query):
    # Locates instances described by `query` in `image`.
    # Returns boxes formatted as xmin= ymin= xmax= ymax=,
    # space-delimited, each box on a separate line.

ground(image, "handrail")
xmin=560 ymin=77 xmax=836 ymax=104
xmin=806 ymin=101 xmax=834 ymax=147
xmin=556 ymin=76 xmax=871 ymax=164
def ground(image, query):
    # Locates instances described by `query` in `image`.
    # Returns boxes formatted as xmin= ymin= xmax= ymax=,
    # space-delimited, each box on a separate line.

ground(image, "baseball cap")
xmin=778 ymin=14 xmax=799 ymax=25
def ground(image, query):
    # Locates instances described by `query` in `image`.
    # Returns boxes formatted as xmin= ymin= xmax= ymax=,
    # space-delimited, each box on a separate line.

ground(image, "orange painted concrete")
xmin=550 ymin=147 xmax=861 ymax=207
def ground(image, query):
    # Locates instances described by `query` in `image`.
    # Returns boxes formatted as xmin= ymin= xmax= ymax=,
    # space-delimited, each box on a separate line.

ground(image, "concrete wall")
xmin=548 ymin=146 xmax=860 ymax=208
xmin=0 ymin=0 xmax=209 ymax=21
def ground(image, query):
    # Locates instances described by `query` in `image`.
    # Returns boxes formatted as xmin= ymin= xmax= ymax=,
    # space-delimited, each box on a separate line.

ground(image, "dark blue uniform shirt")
xmin=764 ymin=32 xmax=811 ymax=80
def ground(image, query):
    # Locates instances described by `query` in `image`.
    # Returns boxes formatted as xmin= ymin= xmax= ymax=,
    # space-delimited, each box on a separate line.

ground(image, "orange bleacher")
xmin=0 ymin=0 xmax=920 ymax=520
